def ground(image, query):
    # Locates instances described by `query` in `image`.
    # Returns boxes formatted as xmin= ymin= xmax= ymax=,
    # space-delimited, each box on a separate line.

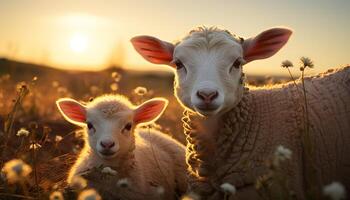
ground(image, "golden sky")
xmin=0 ymin=0 xmax=349 ymax=75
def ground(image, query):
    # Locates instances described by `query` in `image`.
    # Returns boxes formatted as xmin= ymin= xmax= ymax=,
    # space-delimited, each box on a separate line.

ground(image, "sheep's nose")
xmin=196 ymin=89 xmax=219 ymax=104
xmin=100 ymin=140 xmax=115 ymax=149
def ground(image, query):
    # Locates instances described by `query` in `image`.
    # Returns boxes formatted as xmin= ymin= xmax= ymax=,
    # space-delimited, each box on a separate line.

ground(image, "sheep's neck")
xmin=183 ymin=88 xmax=255 ymax=194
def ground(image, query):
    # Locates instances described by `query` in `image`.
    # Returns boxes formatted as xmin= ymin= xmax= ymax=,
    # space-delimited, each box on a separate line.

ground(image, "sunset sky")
xmin=0 ymin=0 xmax=349 ymax=75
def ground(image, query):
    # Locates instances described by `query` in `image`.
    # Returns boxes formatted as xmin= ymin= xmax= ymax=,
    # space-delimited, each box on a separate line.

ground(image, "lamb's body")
xmin=57 ymin=95 xmax=187 ymax=200
xmin=184 ymin=67 xmax=350 ymax=199
xmin=70 ymin=128 xmax=187 ymax=200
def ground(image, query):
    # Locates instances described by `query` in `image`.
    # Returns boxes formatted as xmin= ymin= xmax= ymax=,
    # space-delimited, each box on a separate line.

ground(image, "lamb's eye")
xmin=87 ymin=122 xmax=94 ymax=131
xmin=123 ymin=122 xmax=132 ymax=131
xmin=174 ymin=60 xmax=185 ymax=70
xmin=229 ymin=58 xmax=242 ymax=73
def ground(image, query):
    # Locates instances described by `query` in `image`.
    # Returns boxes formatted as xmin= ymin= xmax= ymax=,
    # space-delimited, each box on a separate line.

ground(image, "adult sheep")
xmin=131 ymin=27 xmax=350 ymax=199
xmin=56 ymin=95 xmax=187 ymax=200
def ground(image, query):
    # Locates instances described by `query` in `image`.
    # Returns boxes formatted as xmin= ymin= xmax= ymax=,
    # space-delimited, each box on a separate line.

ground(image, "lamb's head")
xmin=56 ymin=95 xmax=168 ymax=159
xmin=131 ymin=27 xmax=292 ymax=116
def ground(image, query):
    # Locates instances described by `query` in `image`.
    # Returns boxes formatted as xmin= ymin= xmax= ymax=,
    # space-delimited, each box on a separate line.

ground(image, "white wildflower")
xmin=111 ymin=72 xmax=121 ymax=82
xmin=275 ymin=145 xmax=292 ymax=161
xmin=55 ymin=135 xmax=63 ymax=143
xmin=281 ymin=60 xmax=294 ymax=68
xmin=181 ymin=192 xmax=200 ymax=200
xmin=69 ymin=176 xmax=87 ymax=190
xmin=101 ymin=167 xmax=117 ymax=176
xmin=52 ymin=81 xmax=59 ymax=88
xmin=156 ymin=186 xmax=165 ymax=195
xmin=300 ymin=57 xmax=314 ymax=68
xmin=133 ymin=87 xmax=148 ymax=96
xmin=1 ymin=159 xmax=32 ymax=183
xmin=117 ymin=178 xmax=130 ymax=188
xmin=30 ymin=143 xmax=41 ymax=150
xmin=78 ymin=189 xmax=101 ymax=200
xmin=110 ymin=83 xmax=118 ymax=91
xmin=323 ymin=182 xmax=346 ymax=200
xmin=220 ymin=183 xmax=236 ymax=195
xmin=16 ymin=128 xmax=30 ymax=137
xmin=49 ymin=191 xmax=64 ymax=200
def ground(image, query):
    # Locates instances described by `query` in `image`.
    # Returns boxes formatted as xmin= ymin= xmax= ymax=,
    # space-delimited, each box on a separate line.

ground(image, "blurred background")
xmin=0 ymin=0 xmax=349 ymax=75
xmin=0 ymin=0 xmax=349 ymax=197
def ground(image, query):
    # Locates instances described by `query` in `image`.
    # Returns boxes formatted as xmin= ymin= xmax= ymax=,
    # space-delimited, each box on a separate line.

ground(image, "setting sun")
xmin=69 ymin=33 xmax=88 ymax=53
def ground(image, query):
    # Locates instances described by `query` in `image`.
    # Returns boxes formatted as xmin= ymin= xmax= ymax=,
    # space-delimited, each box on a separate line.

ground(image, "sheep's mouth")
xmin=98 ymin=150 xmax=117 ymax=158
xmin=194 ymin=104 xmax=220 ymax=116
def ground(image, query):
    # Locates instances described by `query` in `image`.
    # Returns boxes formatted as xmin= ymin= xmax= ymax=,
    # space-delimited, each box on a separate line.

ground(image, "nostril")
xmin=209 ymin=91 xmax=218 ymax=100
xmin=100 ymin=141 xmax=115 ymax=149
xmin=196 ymin=90 xmax=219 ymax=102
xmin=196 ymin=91 xmax=206 ymax=100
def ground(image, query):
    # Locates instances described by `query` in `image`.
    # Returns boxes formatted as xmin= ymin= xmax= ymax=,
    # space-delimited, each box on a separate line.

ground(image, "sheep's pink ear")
xmin=56 ymin=98 xmax=86 ymax=126
xmin=131 ymin=36 xmax=175 ymax=68
xmin=133 ymin=98 xmax=168 ymax=125
xmin=243 ymin=28 xmax=292 ymax=63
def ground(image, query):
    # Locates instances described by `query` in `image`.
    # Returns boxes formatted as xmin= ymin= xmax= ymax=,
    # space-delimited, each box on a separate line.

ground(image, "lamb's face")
xmin=131 ymin=27 xmax=292 ymax=117
xmin=85 ymin=108 xmax=135 ymax=159
xmin=173 ymin=34 xmax=245 ymax=116
xmin=56 ymin=96 xmax=168 ymax=160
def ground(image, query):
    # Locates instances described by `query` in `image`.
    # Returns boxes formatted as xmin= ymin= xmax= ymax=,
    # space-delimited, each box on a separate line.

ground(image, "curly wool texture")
xmin=182 ymin=66 xmax=350 ymax=199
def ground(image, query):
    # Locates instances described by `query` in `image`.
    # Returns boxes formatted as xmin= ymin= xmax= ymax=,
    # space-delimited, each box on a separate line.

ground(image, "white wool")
xmin=63 ymin=94 xmax=187 ymax=199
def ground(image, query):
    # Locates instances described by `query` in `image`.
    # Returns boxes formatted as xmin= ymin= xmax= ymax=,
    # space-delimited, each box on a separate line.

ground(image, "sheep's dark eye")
xmin=124 ymin=122 xmax=132 ymax=131
xmin=174 ymin=60 xmax=185 ymax=70
xmin=229 ymin=58 xmax=242 ymax=73
xmin=87 ymin=122 xmax=94 ymax=130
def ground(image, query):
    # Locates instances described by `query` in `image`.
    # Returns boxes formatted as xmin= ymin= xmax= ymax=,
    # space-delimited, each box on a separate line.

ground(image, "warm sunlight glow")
xmin=70 ymin=33 xmax=88 ymax=53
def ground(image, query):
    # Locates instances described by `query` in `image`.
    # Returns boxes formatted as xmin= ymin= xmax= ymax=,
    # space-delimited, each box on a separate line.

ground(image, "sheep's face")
xmin=56 ymin=96 xmax=168 ymax=160
xmin=173 ymin=35 xmax=245 ymax=116
xmin=131 ymin=27 xmax=292 ymax=117
xmin=85 ymin=109 xmax=134 ymax=159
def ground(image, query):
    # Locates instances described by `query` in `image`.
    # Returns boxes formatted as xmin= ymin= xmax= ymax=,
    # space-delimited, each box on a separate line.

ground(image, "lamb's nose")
xmin=196 ymin=89 xmax=218 ymax=104
xmin=100 ymin=140 xmax=115 ymax=149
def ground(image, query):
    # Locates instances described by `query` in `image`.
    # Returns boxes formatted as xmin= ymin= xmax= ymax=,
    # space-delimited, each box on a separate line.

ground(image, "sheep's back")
xmin=302 ymin=66 xmax=350 ymax=188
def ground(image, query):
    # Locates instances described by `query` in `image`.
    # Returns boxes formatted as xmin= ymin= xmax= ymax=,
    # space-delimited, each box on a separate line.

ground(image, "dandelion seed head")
xmin=69 ymin=176 xmax=87 ymax=190
xmin=117 ymin=178 xmax=129 ymax=188
xmin=101 ymin=167 xmax=117 ymax=176
xmin=133 ymin=87 xmax=148 ymax=96
xmin=49 ymin=191 xmax=64 ymax=200
xmin=16 ymin=128 xmax=30 ymax=137
xmin=1 ymin=159 xmax=32 ymax=183
xmin=323 ymin=182 xmax=346 ymax=200
xmin=220 ymin=183 xmax=236 ymax=195
xmin=281 ymin=60 xmax=294 ymax=68
xmin=78 ymin=189 xmax=101 ymax=200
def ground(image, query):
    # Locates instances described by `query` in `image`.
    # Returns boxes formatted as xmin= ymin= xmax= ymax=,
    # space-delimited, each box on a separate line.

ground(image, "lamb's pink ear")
xmin=56 ymin=98 xmax=86 ymax=126
xmin=133 ymin=98 xmax=168 ymax=125
xmin=131 ymin=36 xmax=175 ymax=68
xmin=243 ymin=28 xmax=292 ymax=63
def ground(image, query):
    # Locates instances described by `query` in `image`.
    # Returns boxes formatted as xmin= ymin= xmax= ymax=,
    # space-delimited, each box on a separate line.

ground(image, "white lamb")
xmin=131 ymin=27 xmax=350 ymax=199
xmin=56 ymin=95 xmax=187 ymax=200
